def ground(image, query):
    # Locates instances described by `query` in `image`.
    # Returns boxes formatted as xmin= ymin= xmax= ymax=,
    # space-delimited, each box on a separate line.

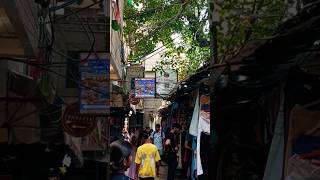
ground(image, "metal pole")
xmin=208 ymin=1 xmax=219 ymax=180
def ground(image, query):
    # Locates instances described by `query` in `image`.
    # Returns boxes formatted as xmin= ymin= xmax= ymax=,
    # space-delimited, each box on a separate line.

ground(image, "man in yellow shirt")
xmin=135 ymin=132 xmax=161 ymax=180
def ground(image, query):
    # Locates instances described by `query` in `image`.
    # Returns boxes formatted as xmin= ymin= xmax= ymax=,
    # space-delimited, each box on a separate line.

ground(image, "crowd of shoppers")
xmin=110 ymin=123 xmax=184 ymax=180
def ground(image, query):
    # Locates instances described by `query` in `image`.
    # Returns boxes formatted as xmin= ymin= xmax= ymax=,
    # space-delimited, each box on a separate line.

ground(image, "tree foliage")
xmin=124 ymin=0 xmax=285 ymax=80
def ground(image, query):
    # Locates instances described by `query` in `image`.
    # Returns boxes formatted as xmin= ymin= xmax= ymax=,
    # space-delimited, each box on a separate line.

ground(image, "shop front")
xmin=163 ymin=3 xmax=320 ymax=180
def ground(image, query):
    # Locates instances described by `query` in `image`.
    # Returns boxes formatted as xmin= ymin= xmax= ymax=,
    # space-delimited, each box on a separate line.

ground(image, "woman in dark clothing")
xmin=181 ymin=123 xmax=192 ymax=179
xmin=110 ymin=140 xmax=134 ymax=180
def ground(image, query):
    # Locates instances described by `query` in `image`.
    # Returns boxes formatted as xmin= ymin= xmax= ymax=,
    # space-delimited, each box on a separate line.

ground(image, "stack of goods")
xmin=285 ymin=105 xmax=320 ymax=179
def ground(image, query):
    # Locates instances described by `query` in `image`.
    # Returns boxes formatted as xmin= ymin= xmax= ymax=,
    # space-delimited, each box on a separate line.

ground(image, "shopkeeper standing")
xmin=164 ymin=123 xmax=182 ymax=180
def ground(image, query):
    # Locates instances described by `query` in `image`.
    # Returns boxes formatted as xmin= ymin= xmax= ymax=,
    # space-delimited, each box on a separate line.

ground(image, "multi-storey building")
xmin=0 ymin=0 xmax=126 ymax=179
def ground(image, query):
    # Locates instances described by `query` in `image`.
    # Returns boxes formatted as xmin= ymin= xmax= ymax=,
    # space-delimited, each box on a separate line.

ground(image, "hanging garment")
xmin=64 ymin=134 xmax=84 ymax=167
xmin=263 ymin=98 xmax=284 ymax=180
xmin=191 ymin=136 xmax=197 ymax=180
xmin=127 ymin=150 xmax=137 ymax=179
xmin=198 ymin=132 xmax=210 ymax=180
xmin=189 ymin=91 xmax=200 ymax=136
xmin=196 ymin=95 xmax=211 ymax=176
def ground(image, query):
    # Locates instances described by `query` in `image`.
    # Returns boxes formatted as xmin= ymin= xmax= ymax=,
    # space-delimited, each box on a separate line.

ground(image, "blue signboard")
xmin=134 ymin=78 xmax=156 ymax=98
xmin=79 ymin=53 xmax=110 ymax=114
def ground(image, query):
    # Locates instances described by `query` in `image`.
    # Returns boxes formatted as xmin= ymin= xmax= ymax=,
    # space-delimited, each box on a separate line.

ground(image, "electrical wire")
xmin=48 ymin=6 xmax=55 ymax=49
xmin=0 ymin=57 xmax=176 ymax=87
xmin=49 ymin=0 xmax=80 ymax=11
xmin=52 ymin=1 xmax=179 ymax=64
xmin=55 ymin=0 xmax=103 ymax=22
xmin=52 ymin=8 xmax=96 ymax=63
xmin=65 ymin=7 xmax=93 ymax=46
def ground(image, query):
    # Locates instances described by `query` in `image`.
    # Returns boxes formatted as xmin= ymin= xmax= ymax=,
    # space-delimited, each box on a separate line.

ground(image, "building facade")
xmin=0 ymin=0 xmax=126 ymax=179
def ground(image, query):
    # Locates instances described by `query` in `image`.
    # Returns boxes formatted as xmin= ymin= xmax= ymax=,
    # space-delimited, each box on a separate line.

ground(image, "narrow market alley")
xmin=1 ymin=0 xmax=320 ymax=180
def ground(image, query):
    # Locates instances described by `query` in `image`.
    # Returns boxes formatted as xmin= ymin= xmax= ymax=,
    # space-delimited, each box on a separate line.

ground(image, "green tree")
xmin=124 ymin=0 xmax=285 ymax=80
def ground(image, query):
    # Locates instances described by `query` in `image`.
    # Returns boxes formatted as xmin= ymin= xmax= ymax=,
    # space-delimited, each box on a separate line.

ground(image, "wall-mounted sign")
xmin=62 ymin=103 xmax=96 ymax=137
xmin=156 ymin=68 xmax=177 ymax=96
xmin=79 ymin=53 xmax=110 ymax=114
xmin=134 ymin=78 xmax=156 ymax=98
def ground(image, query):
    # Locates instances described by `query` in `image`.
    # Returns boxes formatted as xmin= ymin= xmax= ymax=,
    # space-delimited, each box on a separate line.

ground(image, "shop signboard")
xmin=134 ymin=78 xmax=156 ymax=98
xmin=79 ymin=53 xmax=110 ymax=114
xmin=127 ymin=64 xmax=144 ymax=78
xmin=156 ymin=68 xmax=177 ymax=96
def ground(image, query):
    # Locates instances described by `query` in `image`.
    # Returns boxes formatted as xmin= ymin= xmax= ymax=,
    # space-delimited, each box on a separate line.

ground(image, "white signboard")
xmin=156 ymin=68 xmax=177 ymax=96
xmin=127 ymin=65 xmax=144 ymax=78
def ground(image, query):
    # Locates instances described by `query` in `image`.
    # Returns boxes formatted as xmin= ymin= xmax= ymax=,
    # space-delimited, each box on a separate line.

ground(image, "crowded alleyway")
xmin=1 ymin=0 xmax=320 ymax=180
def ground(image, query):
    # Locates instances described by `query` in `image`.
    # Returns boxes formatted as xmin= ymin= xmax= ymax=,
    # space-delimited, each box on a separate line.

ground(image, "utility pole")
xmin=208 ymin=0 xmax=219 ymax=180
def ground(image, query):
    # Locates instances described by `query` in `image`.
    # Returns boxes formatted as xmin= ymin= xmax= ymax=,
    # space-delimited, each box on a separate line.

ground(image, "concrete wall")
xmin=1 ymin=0 xmax=39 ymax=56
xmin=110 ymin=0 xmax=125 ymax=80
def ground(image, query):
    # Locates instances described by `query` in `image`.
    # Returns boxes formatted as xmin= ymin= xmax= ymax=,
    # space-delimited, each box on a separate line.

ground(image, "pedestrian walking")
xmin=164 ymin=123 xmax=182 ymax=180
xmin=181 ymin=122 xmax=193 ymax=179
xmin=128 ymin=134 xmax=139 ymax=180
xmin=144 ymin=126 xmax=152 ymax=137
xmin=150 ymin=124 xmax=165 ymax=171
xmin=122 ymin=128 xmax=130 ymax=142
xmin=110 ymin=140 xmax=134 ymax=180
xmin=135 ymin=132 xmax=161 ymax=180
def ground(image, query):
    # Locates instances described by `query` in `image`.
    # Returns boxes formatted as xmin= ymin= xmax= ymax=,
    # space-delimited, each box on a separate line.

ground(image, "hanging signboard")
xmin=134 ymin=78 xmax=156 ymax=98
xmin=156 ymin=68 xmax=178 ymax=96
xmin=129 ymin=94 xmax=140 ymax=105
xmin=79 ymin=53 xmax=110 ymax=114
xmin=127 ymin=65 xmax=144 ymax=78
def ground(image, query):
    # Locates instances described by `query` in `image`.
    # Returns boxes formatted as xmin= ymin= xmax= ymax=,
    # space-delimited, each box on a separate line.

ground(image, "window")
xmin=165 ymin=83 xmax=170 ymax=88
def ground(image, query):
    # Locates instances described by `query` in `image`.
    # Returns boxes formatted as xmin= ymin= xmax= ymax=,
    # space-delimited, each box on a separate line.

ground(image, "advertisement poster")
xmin=79 ymin=53 xmax=110 ymax=114
xmin=156 ymin=68 xmax=178 ymax=96
xmin=134 ymin=78 xmax=156 ymax=98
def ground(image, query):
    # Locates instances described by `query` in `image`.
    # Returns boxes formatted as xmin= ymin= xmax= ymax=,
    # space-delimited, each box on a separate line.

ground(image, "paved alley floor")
xmin=126 ymin=165 xmax=184 ymax=180
xmin=156 ymin=166 xmax=185 ymax=180
xmin=155 ymin=165 xmax=168 ymax=180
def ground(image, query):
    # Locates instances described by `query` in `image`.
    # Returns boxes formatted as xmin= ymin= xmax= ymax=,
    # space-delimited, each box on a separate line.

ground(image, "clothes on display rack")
xmin=198 ymin=132 xmax=210 ymax=180
xmin=263 ymin=99 xmax=284 ymax=180
xmin=285 ymin=105 xmax=320 ymax=175
xmin=182 ymin=133 xmax=193 ymax=179
xmin=190 ymin=92 xmax=200 ymax=137
xmin=293 ymin=135 xmax=320 ymax=160
xmin=196 ymin=95 xmax=210 ymax=176
xmin=191 ymin=135 xmax=197 ymax=180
